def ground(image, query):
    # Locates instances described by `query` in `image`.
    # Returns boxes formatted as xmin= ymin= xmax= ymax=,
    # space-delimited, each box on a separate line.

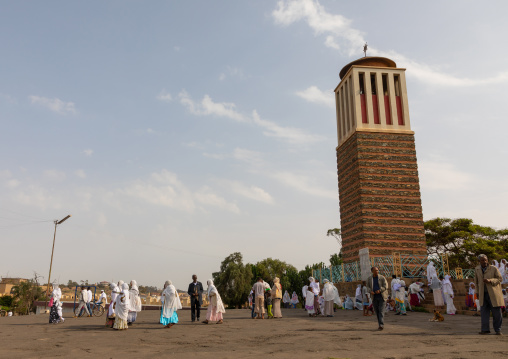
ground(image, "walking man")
xmin=474 ymin=254 xmax=503 ymax=335
xmin=366 ymin=266 xmax=388 ymax=330
xmin=74 ymin=286 xmax=90 ymax=317
xmin=187 ymin=274 xmax=203 ymax=322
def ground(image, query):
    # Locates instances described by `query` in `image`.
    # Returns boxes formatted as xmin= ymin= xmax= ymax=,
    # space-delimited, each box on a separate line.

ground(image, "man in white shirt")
xmin=86 ymin=287 xmax=93 ymax=315
xmin=309 ymin=277 xmax=320 ymax=315
xmin=97 ymin=290 xmax=107 ymax=307
xmin=252 ymin=277 xmax=266 ymax=319
xmin=74 ymin=286 xmax=90 ymax=317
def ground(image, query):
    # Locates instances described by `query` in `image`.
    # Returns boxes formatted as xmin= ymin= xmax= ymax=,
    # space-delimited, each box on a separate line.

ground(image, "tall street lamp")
xmin=45 ymin=215 xmax=71 ymax=308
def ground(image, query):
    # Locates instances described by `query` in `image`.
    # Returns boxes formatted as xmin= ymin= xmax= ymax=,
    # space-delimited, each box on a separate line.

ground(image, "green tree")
xmin=10 ymin=273 xmax=46 ymax=315
xmin=0 ymin=295 xmax=13 ymax=308
xmin=212 ymin=252 xmax=253 ymax=309
xmin=425 ymin=217 xmax=508 ymax=268
xmin=330 ymin=253 xmax=343 ymax=266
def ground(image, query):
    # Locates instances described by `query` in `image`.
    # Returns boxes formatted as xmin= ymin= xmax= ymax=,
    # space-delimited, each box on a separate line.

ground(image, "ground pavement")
xmin=0 ymin=308 xmax=505 ymax=359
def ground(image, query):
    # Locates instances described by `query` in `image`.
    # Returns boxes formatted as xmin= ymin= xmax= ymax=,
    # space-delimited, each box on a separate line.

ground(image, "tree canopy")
xmin=425 ymin=217 xmax=508 ymax=268
xmin=212 ymin=252 xmax=253 ymax=308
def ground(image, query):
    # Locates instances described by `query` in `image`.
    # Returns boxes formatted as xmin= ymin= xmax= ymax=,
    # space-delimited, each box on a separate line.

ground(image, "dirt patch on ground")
xmin=0 ymin=308 xmax=505 ymax=358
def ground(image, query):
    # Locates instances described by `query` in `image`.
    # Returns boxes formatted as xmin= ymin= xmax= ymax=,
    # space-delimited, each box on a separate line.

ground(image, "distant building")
xmin=0 ymin=277 xmax=28 ymax=297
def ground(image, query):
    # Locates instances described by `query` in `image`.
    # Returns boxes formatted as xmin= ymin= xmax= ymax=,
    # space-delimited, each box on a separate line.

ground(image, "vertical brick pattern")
xmin=337 ymin=131 xmax=427 ymax=262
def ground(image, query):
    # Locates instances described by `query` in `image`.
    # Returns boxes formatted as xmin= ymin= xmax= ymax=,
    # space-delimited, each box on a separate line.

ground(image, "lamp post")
xmin=45 ymin=215 xmax=71 ymax=308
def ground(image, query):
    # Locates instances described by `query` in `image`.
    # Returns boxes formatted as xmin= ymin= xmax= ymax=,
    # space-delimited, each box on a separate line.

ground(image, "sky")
xmin=1 ymin=0 xmax=507 ymax=290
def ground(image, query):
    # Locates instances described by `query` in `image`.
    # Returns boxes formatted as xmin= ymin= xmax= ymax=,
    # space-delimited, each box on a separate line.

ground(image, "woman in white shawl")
xmin=128 ymin=280 xmax=142 ymax=325
xmin=344 ymin=294 xmax=354 ymax=310
xmin=441 ymin=275 xmax=456 ymax=315
xmin=202 ymin=279 xmax=225 ymax=324
xmin=290 ymin=291 xmax=299 ymax=308
xmin=283 ymin=290 xmax=291 ymax=308
xmin=305 ymin=285 xmax=315 ymax=316
xmin=322 ymin=279 xmax=340 ymax=317
xmin=113 ymin=283 xmax=130 ymax=330
xmin=271 ymin=277 xmax=283 ymax=318
xmin=49 ymin=284 xmax=62 ymax=324
xmin=160 ymin=280 xmax=181 ymax=328
xmin=426 ymin=262 xmax=438 ymax=285
xmin=354 ymin=284 xmax=363 ymax=310
xmin=106 ymin=282 xmax=119 ymax=327
xmin=500 ymin=259 xmax=508 ymax=284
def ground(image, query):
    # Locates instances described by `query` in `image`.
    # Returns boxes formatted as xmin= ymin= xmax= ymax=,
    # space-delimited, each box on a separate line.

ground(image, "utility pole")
xmin=45 ymin=215 xmax=71 ymax=309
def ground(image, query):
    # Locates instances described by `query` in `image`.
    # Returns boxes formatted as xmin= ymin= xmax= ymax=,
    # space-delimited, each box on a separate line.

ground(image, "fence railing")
xmin=313 ymin=254 xmax=474 ymax=283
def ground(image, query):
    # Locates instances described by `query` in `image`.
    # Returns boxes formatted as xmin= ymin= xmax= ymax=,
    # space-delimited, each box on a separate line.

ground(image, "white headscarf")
xmin=323 ymin=280 xmax=340 ymax=305
xmin=309 ymin=277 xmax=319 ymax=295
xmin=468 ymin=282 xmax=476 ymax=295
xmin=427 ymin=262 xmax=438 ymax=283
xmin=291 ymin=291 xmax=299 ymax=304
xmin=114 ymin=283 xmax=130 ymax=320
xmin=130 ymin=280 xmax=139 ymax=294
xmin=51 ymin=284 xmax=62 ymax=301
xmin=283 ymin=290 xmax=290 ymax=303
xmin=206 ymin=279 xmax=226 ymax=314
xmin=108 ymin=282 xmax=119 ymax=316
xmin=442 ymin=275 xmax=454 ymax=296
xmin=161 ymin=280 xmax=182 ymax=318
xmin=492 ymin=260 xmax=499 ymax=268
xmin=355 ymin=284 xmax=362 ymax=298
xmin=129 ymin=280 xmax=142 ymax=312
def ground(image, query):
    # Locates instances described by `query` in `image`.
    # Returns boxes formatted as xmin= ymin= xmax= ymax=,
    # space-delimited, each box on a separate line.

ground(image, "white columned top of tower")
xmin=334 ymin=57 xmax=413 ymax=147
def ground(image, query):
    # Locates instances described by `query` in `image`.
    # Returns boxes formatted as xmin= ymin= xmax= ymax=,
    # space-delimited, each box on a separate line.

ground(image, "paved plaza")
xmin=0 ymin=308 xmax=505 ymax=358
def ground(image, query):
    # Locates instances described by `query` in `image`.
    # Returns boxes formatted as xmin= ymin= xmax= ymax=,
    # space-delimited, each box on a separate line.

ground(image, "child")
xmin=265 ymin=289 xmax=273 ymax=319
xmin=465 ymin=282 xmax=477 ymax=311
xmin=361 ymin=281 xmax=371 ymax=316
xmin=56 ymin=301 xmax=64 ymax=323
xmin=290 ymin=291 xmax=299 ymax=309
xmin=318 ymin=295 xmax=325 ymax=316
xmin=305 ymin=286 xmax=315 ymax=316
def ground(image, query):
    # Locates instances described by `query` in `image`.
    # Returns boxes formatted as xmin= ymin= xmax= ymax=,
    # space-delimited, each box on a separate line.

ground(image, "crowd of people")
xmin=47 ymin=255 xmax=508 ymax=335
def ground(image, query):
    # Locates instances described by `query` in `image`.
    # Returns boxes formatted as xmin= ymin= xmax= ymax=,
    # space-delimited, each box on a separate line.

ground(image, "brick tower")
xmin=334 ymin=57 xmax=426 ymax=263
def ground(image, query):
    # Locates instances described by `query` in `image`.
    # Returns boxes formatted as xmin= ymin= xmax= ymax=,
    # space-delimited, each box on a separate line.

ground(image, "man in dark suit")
xmin=187 ymin=274 xmax=203 ymax=322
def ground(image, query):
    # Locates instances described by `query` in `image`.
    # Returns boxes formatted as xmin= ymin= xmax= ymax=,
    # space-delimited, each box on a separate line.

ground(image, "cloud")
xmin=224 ymin=181 xmax=274 ymax=204
xmin=272 ymin=171 xmax=336 ymax=199
xmin=251 ymin=110 xmax=323 ymax=144
xmin=6 ymin=179 xmax=20 ymax=188
xmin=179 ymin=90 xmax=248 ymax=122
xmin=232 ymin=148 xmax=263 ymax=165
xmin=82 ymin=149 xmax=93 ymax=157
xmin=272 ymin=0 xmax=508 ymax=87
xmin=178 ymin=91 xmax=323 ymax=144
xmin=419 ymin=160 xmax=475 ymax=191
xmin=295 ymin=86 xmax=334 ymax=108
xmin=156 ymin=90 xmax=172 ymax=102
xmin=43 ymin=170 xmax=66 ymax=182
xmin=121 ymin=170 xmax=239 ymax=213
xmin=219 ymin=66 xmax=246 ymax=81
xmin=0 ymin=93 xmax=17 ymax=104
xmin=0 ymin=170 xmax=12 ymax=179
xmin=203 ymin=153 xmax=226 ymax=160
xmin=194 ymin=186 xmax=240 ymax=213
xmin=74 ymin=169 xmax=86 ymax=179
xmin=324 ymin=35 xmax=340 ymax=50
xmin=29 ymin=95 xmax=76 ymax=114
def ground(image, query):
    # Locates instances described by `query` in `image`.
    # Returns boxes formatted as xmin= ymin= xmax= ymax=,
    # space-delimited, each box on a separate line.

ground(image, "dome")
xmin=339 ymin=57 xmax=397 ymax=80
